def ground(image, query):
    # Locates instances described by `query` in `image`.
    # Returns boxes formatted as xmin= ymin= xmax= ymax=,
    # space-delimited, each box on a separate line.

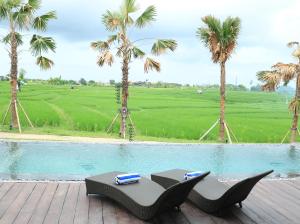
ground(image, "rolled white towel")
xmin=115 ymin=173 xmax=141 ymax=185
xmin=184 ymin=171 xmax=203 ymax=180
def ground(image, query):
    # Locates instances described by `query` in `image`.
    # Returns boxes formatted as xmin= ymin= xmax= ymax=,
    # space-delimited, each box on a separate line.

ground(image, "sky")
xmin=0 ymin=0 xmax=300 ymax=86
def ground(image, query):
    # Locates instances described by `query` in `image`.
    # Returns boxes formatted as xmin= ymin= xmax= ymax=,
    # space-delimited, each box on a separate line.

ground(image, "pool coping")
xmin=1 ymin=132 xmax=300 ymax=145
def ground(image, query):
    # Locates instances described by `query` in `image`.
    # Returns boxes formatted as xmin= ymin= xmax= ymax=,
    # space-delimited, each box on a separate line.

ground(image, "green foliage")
xmin=33 ymin=11 xmax=57 ymax=31
xmin=151 ymin=39 xmax=177 ymax=56
xmin=30 ymin=35 xmax=56 ymax=56
xmin=2 ymin=32 xmax=23 ymax=46
xmin=197 ymin=15 xmax=241 ymax=63
xmin=79 ymin=78 xmax=87 ymax=86
xmin=135 ymin=5 xmax=156 ymax=28
xmin=36 ymin=56 xmax=54 ymax=70
xmin=0 ymin=82 xmax=293 ymax=143
xmin=0 ymin=0 xmax=56 ymax=70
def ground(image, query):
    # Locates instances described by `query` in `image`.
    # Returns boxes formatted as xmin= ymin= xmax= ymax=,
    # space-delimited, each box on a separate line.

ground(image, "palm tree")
xmin=91 ymin=0 xmax=177 ymax=138
xmin=197 ymin=15 xmax=241 ymax=142
xmin=258 ymin=42 xmax=300 ymax=143
xmin=0 ymin=0 xmax=56 ymax=130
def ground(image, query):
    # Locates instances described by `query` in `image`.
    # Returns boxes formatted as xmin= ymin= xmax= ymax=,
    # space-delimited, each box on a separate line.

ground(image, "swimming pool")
xmin=0 ymin=141 xmax=299 ymax=180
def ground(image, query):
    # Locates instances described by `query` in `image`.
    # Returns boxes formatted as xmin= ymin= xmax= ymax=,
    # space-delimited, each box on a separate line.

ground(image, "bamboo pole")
xmin=14 ymin=100 xmax=21 ymax=133
xmin=281 ymin=129 xmax=290 ymax=144
xmin=224 ymin=122 xmax=232 ymax=144
xmin=199 ymin=119 xmax=219 ymax=141
xmin=2 ymin=101 xmax=11 ymax=125
xmin=226 ymin=122 xmax=238 ymax=143
xmin=17 ymin=100 xmax=34 ymax=128
xmin=106 ymin=113 xmax=120 ymax=133
xmin=128 ymin=113 xmax=136 ymax=133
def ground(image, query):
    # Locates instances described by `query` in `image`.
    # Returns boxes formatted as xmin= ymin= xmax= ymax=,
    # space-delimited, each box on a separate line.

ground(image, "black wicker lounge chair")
xmin=151 ymin=169 xmax=273 ymax=215
xmin=85 ymin=171 xmax=210 ymax=220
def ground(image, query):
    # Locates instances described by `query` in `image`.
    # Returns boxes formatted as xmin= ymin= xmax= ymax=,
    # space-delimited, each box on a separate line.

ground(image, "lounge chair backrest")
xmin=221 ymin=170 xmax=273 ymax=207
xmin=154 ymin=172 xmax=210 ymax=212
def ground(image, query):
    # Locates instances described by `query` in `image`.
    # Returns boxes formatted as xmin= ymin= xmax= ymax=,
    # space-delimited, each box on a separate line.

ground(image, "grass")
xmin=0 ymin=81 xmax=296 ymax=143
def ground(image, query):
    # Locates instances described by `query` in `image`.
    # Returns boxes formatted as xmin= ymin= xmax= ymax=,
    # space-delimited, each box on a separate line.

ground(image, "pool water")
xmin=0 ymin=141 xmax=300 ymax=180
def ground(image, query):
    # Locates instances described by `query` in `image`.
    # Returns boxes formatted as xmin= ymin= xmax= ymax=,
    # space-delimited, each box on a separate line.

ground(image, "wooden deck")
xmin=0 ymin=179 xmax=299 ymax=224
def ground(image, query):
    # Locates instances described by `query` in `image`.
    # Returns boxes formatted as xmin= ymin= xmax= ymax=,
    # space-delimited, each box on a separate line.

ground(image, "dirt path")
xmin=0 ymin=132 xmax=128 ymax=144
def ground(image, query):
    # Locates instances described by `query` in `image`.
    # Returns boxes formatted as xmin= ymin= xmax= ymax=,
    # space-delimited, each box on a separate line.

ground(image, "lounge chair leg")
xmin=239 ymin=202 xmax=242 ymax=208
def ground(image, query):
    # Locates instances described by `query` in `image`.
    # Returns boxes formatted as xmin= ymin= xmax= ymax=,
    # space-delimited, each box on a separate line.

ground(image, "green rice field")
xmin=0 ymin=81 xmax=296 ymax=143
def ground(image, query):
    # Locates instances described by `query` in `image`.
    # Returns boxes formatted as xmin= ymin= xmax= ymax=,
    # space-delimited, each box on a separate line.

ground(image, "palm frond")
xmin=289 ymin=97 xmax=300 ymax=113
xmin=151 ymin=39 xmax=177 ymax=56
xmin=30 ymin=34 xmax=56 ymax=56
xmin=2 ymin=32 xmax=23 ymax=46
xmin=0 ymin=0 xmax=8 ymax=18
xmin=36 ymin=56 xmax=54 ymax=70
xmin=287 ymin=41 xmax=299 ymax=48
xmin=27 ymin=0 xmax=41 ymax=10
xmin=221 ymin=16 xmax=241 ymax=47
xmin=272 ymin=63 xmax=298 ymax=83
xmin=198 ymin=15 xmax=240 ymax=63
xmin=257 ymin=70 xmax=281 ymax=91
xmin=132 ymin=46 xmax=145 ymax=59
xmin=201 ymin=15 xmax=222 ymax=40
xmin=91 ymin=41 xmax=110 ymax=52
xmin=135 ymin=5 xmax=156 ymax=28
xmin=144 ymin=57 xmax=160 ymax=73
xmin=33 ymin=11 xmax=57 ymax=31
xmin=6 ymin=0 xmax=22 ymax=9
xmin=97 ymin=51 xmax=114 ymax=66
xmin=121 ymin=0 xmax=139 ymax=15
xmin=102 ymin=10 xmax=122 ymax=31
xmin=107 ymin=34 xmax=118 ymax=44
xmin=12 ymin=10 xmax=30 ymax=29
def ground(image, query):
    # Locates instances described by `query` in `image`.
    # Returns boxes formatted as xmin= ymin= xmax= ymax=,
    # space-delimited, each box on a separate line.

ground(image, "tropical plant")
xmin=92 ymin=0 xmax=177 ymax=138
xmin=0 ymin=0 xmax=56 ymax=129
xmin=197 ymin=15 xmax=241 ymax=142
xmin=257 ymin=42 xmax=300 ymax=143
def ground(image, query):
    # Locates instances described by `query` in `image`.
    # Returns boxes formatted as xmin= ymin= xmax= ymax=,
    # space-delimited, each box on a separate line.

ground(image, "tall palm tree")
xmin=258 ymin=42 xmax=300 ymax=143
xmin=0 ymin=0 xmax=56 ymax=130
xmin=197 ymin=15 xmax=241 ymax=142
xmin=91 ymin=0 xmax=177 ymax=138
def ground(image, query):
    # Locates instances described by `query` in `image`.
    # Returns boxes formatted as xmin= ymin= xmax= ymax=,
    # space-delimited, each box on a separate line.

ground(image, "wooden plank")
xmin=28 ymin=182 xmax=58 ymax=224
xmin=0 ymin=182 xmax=36 ymax=224
xmin=59 ymin=183 xmax=80 ymax=224
xmin=88 ymin=196 xmax=103 ymax=224
xmin=115 ymin=201 xmax=150 ymax=224
xmin=263 ymin=181 xmax=300 ymax=203
xmin=74 ymin=183 xmax=89 ymax=224
xmin=0 ymin=183 xmax=24 ymax=219
xmin=169 ymin=209 xmax=191 ymax=224
xmin=101 ymin=197 xmax=117 ymax=224
xmin=230 ymin=207 xmax=257 ymax=224
xmin=225 ymin=182 xmax=286 ymax=224
xmin=43 ymin=183 xmax=69 ymax=224
xmin=251 ymin=182 xmax=293 ymax=223
xmin=0 ymin=182 xmax=14 ymax=201
xmin=13 ymin=183 xmax=47 ymax=224
xmin=256 ymin=182 xmax=300 ymax=221
xmin=181 ymin=202 xmax=216 ymax=224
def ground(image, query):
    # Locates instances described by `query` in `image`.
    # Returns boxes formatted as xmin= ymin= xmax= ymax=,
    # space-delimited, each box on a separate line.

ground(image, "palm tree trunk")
xmin=290 ymin=72 xmax=300 ymax=143
xmin=219 ymin=61 xmax=226 ymax=142
xmin=10 ymin=30 xmax=19 ymax=129
xmin=120 ymin=57 xmax=129 ymax=138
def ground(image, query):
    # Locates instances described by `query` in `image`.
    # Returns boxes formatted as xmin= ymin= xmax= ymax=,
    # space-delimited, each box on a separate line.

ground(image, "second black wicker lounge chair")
xmin=151 ymin=169 xmax=273 ymax=215
xmin=85 ymin=171 xmax=210 ymax=220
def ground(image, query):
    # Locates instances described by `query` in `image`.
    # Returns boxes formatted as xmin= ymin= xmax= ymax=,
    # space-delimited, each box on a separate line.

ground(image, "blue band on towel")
xmin=184 ymin=171 xmax=203 ymax=180
xmin=115 ymin=173 xmax=141 ymax=185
